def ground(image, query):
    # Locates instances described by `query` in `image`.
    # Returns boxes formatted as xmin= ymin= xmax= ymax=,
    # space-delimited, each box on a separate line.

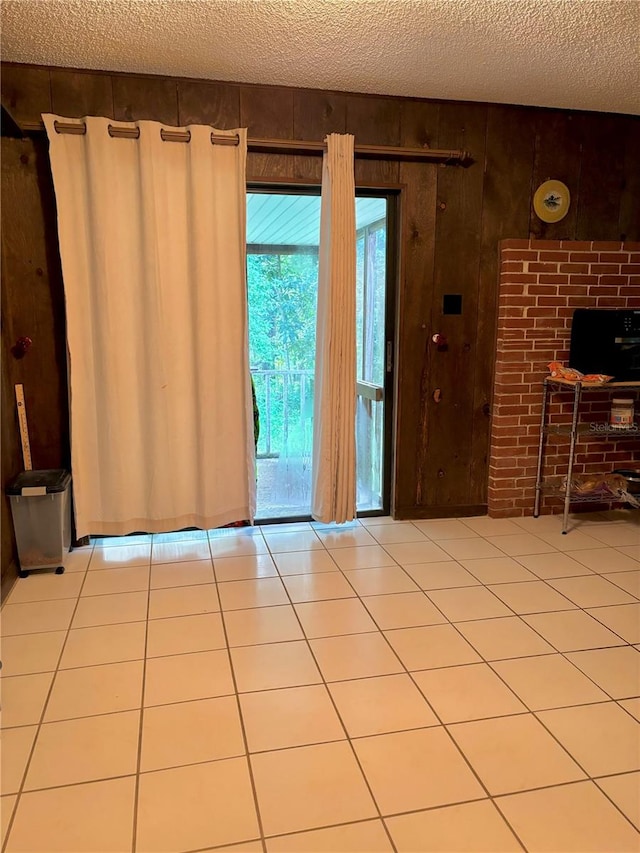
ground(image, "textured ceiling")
xmin=2 ymin=0 xmax=639 ymax=115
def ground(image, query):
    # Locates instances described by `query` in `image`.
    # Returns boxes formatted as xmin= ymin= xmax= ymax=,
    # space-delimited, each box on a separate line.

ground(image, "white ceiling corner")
xmin=1 ymin=0 xmax=639 ymax=116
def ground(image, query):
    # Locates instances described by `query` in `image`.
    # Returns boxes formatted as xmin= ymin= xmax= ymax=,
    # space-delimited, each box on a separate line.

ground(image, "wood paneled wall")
xmin=1 ymin=62 xmax=639 ymax=584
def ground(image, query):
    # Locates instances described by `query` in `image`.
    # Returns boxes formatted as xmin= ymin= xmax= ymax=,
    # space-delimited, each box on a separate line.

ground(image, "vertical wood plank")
xmin=426 ymin=102 xmax=488 ymax=507
xmin=1 ymin=63 xmax=51 ymax=128
xmin=529 ymin=109 xmax=581 ymax=240
xmin=470 ymin=104 xmax=537 ymax=506
xmin=113 ymin=75 xmax=179 ymax=124
xmin=292 ymin=89 xmax=347 ymax=182
xmin=50 ymin=69 xmax=114 ymax=118
xmin=346 ymin=94 xmax=401 ymax=185
xmin=394 ymin=101 xmax=439 ymax=512
xmin=241 ymin=85 xmax=296 ymax=180
xmin=177 ymin=79 xmax=240 ymax=128
xmin=575 ymin=112 xmax=625 ymax=241
xmin=619 ymin=115 xmax=640 ymax=242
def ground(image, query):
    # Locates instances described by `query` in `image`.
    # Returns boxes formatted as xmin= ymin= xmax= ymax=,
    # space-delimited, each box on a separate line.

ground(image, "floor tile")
xmin=361 ymin=591 xmax=447 ymax=629
xmin=71 ymin=591 xmax=148 ymax=628
xmin=488 ymin=580 xmax=577 ymax=614
xmin=0 ymin=631 xmax=66 ymax=676
xmin=1 ymin=599 xmax=76 ymax=636
xmin=144 ymin=649 xmax=234 ymax=706
xmin=517 ymin=551 xmax=595 ymax=579
xmin=146 ymin=611 xmax=226 ymax=657
xmin=568 ymin=547 xmax=640 ymax=574
xmin=487 ymin=533 xmax=556 ymax=557
xmin=59 ymin=621 xmax=146 ymax=670
xmin=212 ymin=841 xmax=262 ymax=852
xmin=344 ymin=566 xmax=419 ymax=596
xmin=5 ymin=777 xmax=136 ymax=853
xmin=95 ymin=534 xmax=152 ymax=547
xmin=619 ymin=544 xmax=640 ymax=562
xmin=25 ymin=710 xmax=139 ymax=789
xmin=460 ymin=556 xmax=537 ymax=584
xmin=149 ymin=558 xmax=214 ymax=589
xmin=240 ymin=684 xmax=345 ymax=751
xmin=80 ymin=565 xmax=149 ymax=597
xmin=153 ymin=529 xmax=208 ymax=544
xmin=295 ymin=598 xmax=378 ymax=638
xmin=620 ymin=698 xmax=640 ymax=721
xmin=496 ymin=780 xmax=640 ymax=852
xmin=271 ymin=550 xmax=337 ymax=576
xmin=492 ymin=654 xmax=609 ymax=710
xmin=218 ymin=577 xmax=289 ymax=610
xmin=1 ymin=796 xmax=16 ymax=846
xmin=457 ymin=615 xmax=555 ymax=660
xmin=260 ymin=521 xmax=313 ymax=534
xmin=224 ymin=604 xmax=304 ymax=646
xmin=367 ymin=524 xmax=428 ymax=544
xmin=209 ymin=535 xmax=269 ymax=558
xmin=461 ymin=516 xmax=525 ymax=537
xmin=214 ymin=552 xmax=278 ymax=581
xmin=385 ymin=799 xmax=521 ymax=852
xmin=327 ymin=545 xmax=397 ymax=570
xmin=136 ymin=758 xmax=259 ymax=852
xmin=566 ymin=646 xmax=640 ymax=699
xmin=587 ymin=524 xmax=640 ymax=547
xmin=0 ymin=672 xmax=54 ymax=728
xmin=426 ymin=586 xmax=512 ymax=622
xmin=45 ymin=660 xmax=143 ymax=721
xmin=310 ymin=632 xmax=403 ymax=681
xmin=267 ymin=820 xmax=393 ymax=853
xmin=414 ymin=519 xmax=483 ymax=540
xmin=6 ymin=572 xmax=84 ymax=604
xmin=264 ymin=531 xmax=323 ymax=553
xmin=89 ymin=544 xmax=150 ymax=570
xmin=0 ymin=725 xmax=37 ymax=794
xmin=140 ymin=696 xmax=245 ymax=771
xmin=548 ymin=574 xmax=637 ymax=608
xmin=596 ymin=772 xmax=640 ymax=830
xmin=440 ymin=538 xmax=506 ymax=561
xmin=413 ymin=663 xmax=526 ymax=723
xmin=230 ymin=640 xmax=321 ymax=692
xmin=606 ymin=570 xmax=640 ymax=598
xmin=148 ymin=582 xmax=219 ymax=619
xmin=384 ymin=540 xmax=451 ymax=565
xmin=586 ymin=603 xmax=640 ymax=643
xmin=352 ymin=727 xmax=484 ymax=815
xmin=328 ymin=673 xmax=438 ymax=737
xmin=282 ymin=572 xmax=356 ymax=603
xmin=251 ymin=741 xmax=376 ymax=836
xmin=63 ymin=547 xmax=93 ymax=573
xmin=151 ymin=539 xmax=212 ymax=564
xmin=384 ymin=624 xmax=481 ymax=671
xmin=403 ymin=560 xmax=481 ymax=590
xmin=449 ymin=713 xmax=585 ymax=795
xmin=523 ymin=609 xmax=626 ymax=652
xmin=538 ymin=701 xmax=640 ymax=776
xmin=536 ymin=530 xmax=605 ymax=552
xmin=315 ymin=528 xmax=376 ymax=549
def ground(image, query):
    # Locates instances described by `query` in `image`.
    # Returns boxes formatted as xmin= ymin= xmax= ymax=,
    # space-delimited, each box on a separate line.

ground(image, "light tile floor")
xmin=1 ymin=511 xmax=640 ymax=852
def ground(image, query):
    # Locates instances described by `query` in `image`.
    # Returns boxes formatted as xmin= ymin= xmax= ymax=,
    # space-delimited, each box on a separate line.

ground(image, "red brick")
xmin=623 ymin=241 xmax=640 ymax=251
xmin=622 ymin=264 xmax=640 ymax=274
xmin=630 ymin=254 xmax=640 ymax=263
xmin=599 ymin=275 xmax=628 ymax=285
xmin=529 ymin=262 xmax=558 ymax=272
xmin=501 ymin=239 xmax=531 ymax=249
xmin=539 ymin=251 xmax=569 ymax=261
xmin=599 ymin=252 xmax=629 ymax=262
xmin=503 ymin=250 xmax=539 ymax=261
xmin=539 ymin=274 xmax=569 ymax=284
xmin=528 ymin=307 xmax=557 ymax=317
xmin=537 ymin=297 xmax=566 ymax=307
xmin=562 ymin=241 xmax=593 ymax=250
xmin=569 ymin=252 xmax=599 ymax=262
xmin=591 ymin=264 xmax=621 ymax=274
xmin=530 ymin=240 xmax=563 ymax=249
xmin=501 ymin=274 xmax=538 ymax=284
xmin=570 ymin=275 xmax=599 ymax=285
xmin=592 ymin=241 xmax=623 ymax=251
xmin=501 ymin=261 xmax=524 ymax=273
xmin=559 ymin=263 xmax=589 ymax=274
xmin=598 ymin=298 xmax=627 ymax=307
xmin=558 ymin=285 xmax=588 ymax=296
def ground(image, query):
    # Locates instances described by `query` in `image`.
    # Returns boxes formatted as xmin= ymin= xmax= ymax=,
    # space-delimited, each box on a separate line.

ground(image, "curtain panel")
xmin=311 ymin=133 xmax=357 ymax=524
xmin=44 ymin=115 xmax=255 ymax=537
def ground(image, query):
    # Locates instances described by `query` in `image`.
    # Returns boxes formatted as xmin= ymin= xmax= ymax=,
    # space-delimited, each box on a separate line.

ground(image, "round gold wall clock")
xmin=533 ymin=179 xmax=571 ymax=223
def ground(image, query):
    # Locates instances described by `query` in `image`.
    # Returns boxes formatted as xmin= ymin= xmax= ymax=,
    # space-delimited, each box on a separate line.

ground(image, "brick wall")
xmin=488 ymin=239 xmax=640 ymax=517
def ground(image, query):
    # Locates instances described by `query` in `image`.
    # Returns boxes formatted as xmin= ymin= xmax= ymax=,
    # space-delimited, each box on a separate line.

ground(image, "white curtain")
xmin=311 ymin=133 xmax=357 ymax=523
xmin=44 ymin=115 xmax=255 ymax=538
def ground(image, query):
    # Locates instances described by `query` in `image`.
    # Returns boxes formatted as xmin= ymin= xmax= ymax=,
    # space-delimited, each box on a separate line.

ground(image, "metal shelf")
xmin=545 ymin=424 xmax=640 ymax=437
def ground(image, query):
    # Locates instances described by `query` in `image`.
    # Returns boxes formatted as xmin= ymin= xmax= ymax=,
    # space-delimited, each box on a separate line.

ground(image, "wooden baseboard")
xmin=393 ymin=504 xmax=487 ymax=520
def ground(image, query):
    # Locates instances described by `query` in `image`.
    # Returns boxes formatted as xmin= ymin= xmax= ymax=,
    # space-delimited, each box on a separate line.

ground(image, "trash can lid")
xmin=6 ymin=469 xmax=71 ymax=495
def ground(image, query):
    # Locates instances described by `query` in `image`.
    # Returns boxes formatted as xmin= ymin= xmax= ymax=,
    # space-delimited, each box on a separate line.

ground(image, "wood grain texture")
xmin=426 ymin=102 xmax=487 ymax=507
xmin=529 ymin=109 xmax=581 ymax=240
xmin=619 ymin=115 xmax=640 ymax=242
xmin=347 ymin=94 xmax=401 ymax=185
xmin=470 ymin=104 xmax=536 ymax=506
xmin=51 ymin=69 xmax=114 ymax=119
xmin=178 ymin=79 xmax=241 ymax=128
xmin=113 ymin=75 xmax=179 ymax=124
xmin=575 ymin=112 xmax=626 ymax=241
xmin=293 ymin=89 xmax=346 ymax=181
xmin=0 ymin=64 xmax=51 ymax=128
xmin=242 ymin=85 xmax=294 ymax=179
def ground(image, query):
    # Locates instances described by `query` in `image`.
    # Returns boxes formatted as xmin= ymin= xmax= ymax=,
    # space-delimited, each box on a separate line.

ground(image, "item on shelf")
xmin=610 ymin=398 xmax=635 ymax=429
xmin=612 ymin=468 xmax=640 ymax=495
xmin=566 ymin=473 xmax=640 ymax=508
xmin=546 ymin=362 xmax=612 ymax=383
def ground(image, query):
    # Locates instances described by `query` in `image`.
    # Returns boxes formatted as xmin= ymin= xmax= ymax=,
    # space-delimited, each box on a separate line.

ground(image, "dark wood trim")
xmin=394 ymin=504 xmax=488 ymax=519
